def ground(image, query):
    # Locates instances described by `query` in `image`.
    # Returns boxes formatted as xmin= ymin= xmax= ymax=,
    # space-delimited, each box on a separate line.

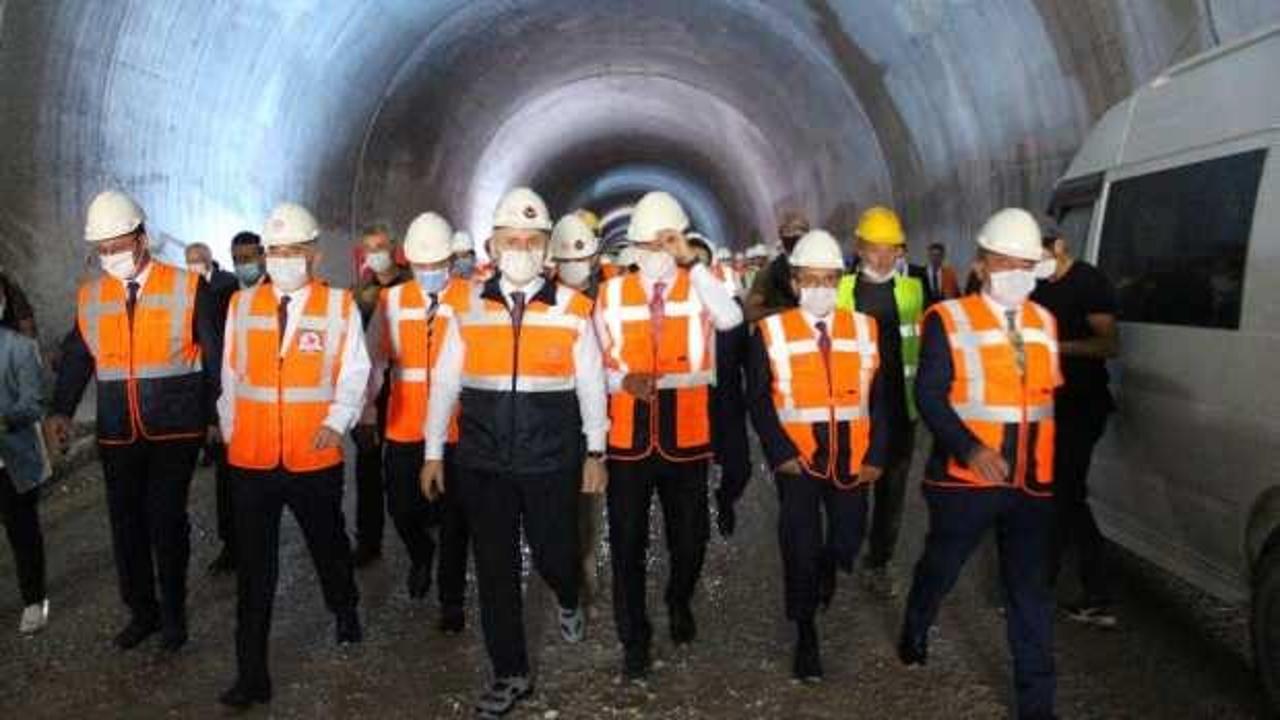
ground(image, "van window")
xmin=1097 ymin=149 xmax=1267 ymax=330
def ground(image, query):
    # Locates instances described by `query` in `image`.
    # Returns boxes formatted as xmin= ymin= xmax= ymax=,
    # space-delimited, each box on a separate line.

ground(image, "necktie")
xmin=815 ymin=320 xmax=832 ymax=362
xmin=277 ymin=295 xmax=291 ymax=347
xmin=509 ymin=291 xmax=526 ymax=332
xmin=1005 ymin=309 xmax=1025 ymax=376
xmin=650 ymin=282 xmax=666 ymax=338
xmin=126 ymin=281 xmax=140 ymax=323
xmin=931 ymin=268 xmax=939 ymax=295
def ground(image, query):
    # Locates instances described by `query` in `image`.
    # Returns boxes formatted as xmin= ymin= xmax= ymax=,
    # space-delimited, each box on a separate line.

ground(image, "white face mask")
xmin=557 ymin=260 xmax=592 ymax=288
xmin=187 ymin=261 xmax=209 ymax=279
xmin=1034 ymin=258 xmax=1057 ymax=280
xmin=988 ymin=269 xmax=1037 ymax=307
xmin=365 ymin=250 xmax=392 ymax=274
xmin=498 ymin=249 xmax=544 ymax=285
xmin=101 ymin=249 xmax=139 ymax=281
xmin=266 ymin=256 xmax=309 ymax=292
xmin=637 ymin=249 xmax=675 ymax=280
xmin=799 ymin=286 xmax=837 ymax=318
xmin=860 ymin=265 xmax=896 ymax=284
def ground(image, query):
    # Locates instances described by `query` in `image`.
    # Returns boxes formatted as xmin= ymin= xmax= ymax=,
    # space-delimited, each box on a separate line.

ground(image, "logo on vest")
xmin=297 ymin=330 xmax=325 ymax=353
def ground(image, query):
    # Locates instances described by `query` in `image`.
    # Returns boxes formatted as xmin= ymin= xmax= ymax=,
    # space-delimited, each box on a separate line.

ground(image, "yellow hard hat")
xmin=574 ymin=208 xmax=600 ymax=231
xmin=855 ymin=206 xmax=905 ymax=246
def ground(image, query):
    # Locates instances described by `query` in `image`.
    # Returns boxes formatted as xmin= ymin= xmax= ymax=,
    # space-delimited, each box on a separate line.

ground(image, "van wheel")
xmin=1255 ymin=540 xmax=1280 ymax=714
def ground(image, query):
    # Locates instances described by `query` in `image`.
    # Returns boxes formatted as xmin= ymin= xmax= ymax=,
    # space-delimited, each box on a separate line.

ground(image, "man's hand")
xmin=660 ymin=232 xmax=695 ymax=265
xmin=582 ymin=457 xmax=608 ymax=495
xmin=352 ymin=423 xmax=380 ymax=451
xmin=776 ymin=457 xmax=803 ymax=475
xmin=43 ymin=415 xmax=72 ymax=454
xmin=313 ymin=427 xmax=344 ymax=450
xmin=714 ymin=488 xmax=737 ymax=537
xmin=622 ymin=373 xmax=657 ymax=400
xmin=420 ymin=459 xmax=445 ymax=501
xmin=859 ymin=465 xmax=884 ymax=484
xmin=967 ymin=446 xmax=1009 ymax=485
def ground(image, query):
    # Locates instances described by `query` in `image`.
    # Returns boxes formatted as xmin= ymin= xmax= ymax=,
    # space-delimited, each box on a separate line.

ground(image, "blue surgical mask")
xmin=453 ymin=257 xmax=475 ymax=278
xmin=416 ymin=268 xmax=449 ymax=294
xmin=234 ymin=262 xmax=264 ymax=287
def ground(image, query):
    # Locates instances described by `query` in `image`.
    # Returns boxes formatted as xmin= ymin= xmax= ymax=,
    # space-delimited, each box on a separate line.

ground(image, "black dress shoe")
xmin=114 ymin=617 xmax=160 ymax=650
xmin=207 ymin=547 xmax=236 ymax=575
xmin=335 ymin=611 xmax=363 ymax=644
xmin=623 ymin=643 xmax=651 ymax=681
xmin=438 ymin=604 xmax=465 ymax=635
xmin=817 ymin=557 xmax=838 ymax=610
xmin=407 ymin=563 xmax=431 ymax=599
xmin=897 ymin=627 xmax=928 ymax=667
xmin=668 ymin=604 xmax=696 ymax=645
xmin=792 ymin=621 xmax=823 ymax=683
xmin=219 ymin=681 xmax=272 ymax=709
xmin=352 ymin=544 xmax=381 ymax=568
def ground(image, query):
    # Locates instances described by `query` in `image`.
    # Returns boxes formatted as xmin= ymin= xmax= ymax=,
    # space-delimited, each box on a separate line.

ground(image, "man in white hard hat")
xmin=217 ymin=203 xmax=370 ymax=708
xmin=420 ymin=187 xmax=607 ymax=718
xmin=48 ymin=190 xmax=223 ymax=652
xmin=747 ymin=229 xmax=888 ymax=682
xmin=899 ymin=208 xmax=1062 ymax=720
xmin=451 ymin=231 xmax=477 ymax=279
xmin=550 ymin=213 xmax=602 ymax=297
xmin=363 ymin=212 xmax=471 ymax=632
xmin=594 ymin=191 xmax=743 ymax=680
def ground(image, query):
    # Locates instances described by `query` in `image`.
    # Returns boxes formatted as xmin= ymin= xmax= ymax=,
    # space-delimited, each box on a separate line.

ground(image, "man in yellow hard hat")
xmin=835 ymin=207 xmax=924 ymax=600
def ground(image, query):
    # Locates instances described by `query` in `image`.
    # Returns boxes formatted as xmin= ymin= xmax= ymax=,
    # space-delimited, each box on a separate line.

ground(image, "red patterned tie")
xmin=649 ymin=282 xmax=666 ymax=338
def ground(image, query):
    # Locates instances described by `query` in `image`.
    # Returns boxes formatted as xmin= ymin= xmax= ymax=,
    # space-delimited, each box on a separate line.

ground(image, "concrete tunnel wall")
xmin=2 ymin=0 xmax=1279 ymax=346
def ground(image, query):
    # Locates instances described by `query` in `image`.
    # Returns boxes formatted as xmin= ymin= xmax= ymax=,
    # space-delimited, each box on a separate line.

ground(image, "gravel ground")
xmin=0 ymin=444 xmax=1270 ymax=718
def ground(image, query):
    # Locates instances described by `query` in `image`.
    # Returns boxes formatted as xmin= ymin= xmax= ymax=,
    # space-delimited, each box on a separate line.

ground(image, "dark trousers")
xmin=384 ymin=441 xmax=470 ymax=608
xmin=209 ymin=442 xmax=235 ymax=555
xmin=903 ymin=486 xmax=1055 ymax=718
xmin=99 ymin=439 xmax=200 ymax=629
xmin=354 ymin=442 xmax=385 ymax=553
xmin=775 ymin=471 xmax=868 ymax=622
xmin=607 ymin=456 xmax=710 ymax=649
xmin=231 ymin=463 xmax=359 ymax=688
xmin=1049 ymin=397 xmax=1111 ymax=605
xmin=461 ymin=466 xmax=580 ymax=678
xmin=865 ymin=420 xmax=916 ymax=568
xmin=0 ymin=470 xmax=45 ymax=605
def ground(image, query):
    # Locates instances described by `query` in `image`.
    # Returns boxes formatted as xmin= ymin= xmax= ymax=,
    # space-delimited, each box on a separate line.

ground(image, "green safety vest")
xmin=835 ymin=273 xmax=923 ymax=420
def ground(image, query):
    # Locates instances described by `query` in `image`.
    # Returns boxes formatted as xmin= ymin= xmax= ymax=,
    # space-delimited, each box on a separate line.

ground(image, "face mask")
xmin=988 ymin=269 xmax=1037 ymax=307
xmin=266 ymin=256 xmax=309 ymax=292
xmin=1034 ymin=258 xmax=1057 ymax=280
xmin=799 ymin=286 xmax=837 ymax=318
xmin=187 ymin=262 xmax=208 ymax=279
xmin=235 ymin=262 xmax=264 ymax=286
xmin=415 ymin=268 xmax=449 ymax=294
xmin=498 ymin=249 xmax=544 ymax=285
xmin=453 ymin=257 xmax=474 ymax=278
xmin=365 ymin=250 xmax=392 ymax=274
xmin=557 ymin=260 xmax=592 ymax=288
xmin=101 ymin=249 xmax=138 ymax=281
xmin=861 ymin=265 xmax=895 ymax=284
xmin=637 ymin=249 xmax=675 ymax=280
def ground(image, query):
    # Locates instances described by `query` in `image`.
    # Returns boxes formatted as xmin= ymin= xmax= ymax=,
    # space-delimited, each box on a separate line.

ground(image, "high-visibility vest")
xmin=835 ymin=273 xmax=923 ymax=420
xmin=759 ymin=308 xmax=880 ymax=486
xmin=226 ymin=282 xmax=355 ymax=472
xmin=76 ymin=261 xmax=205 ymax=444
xmin=927 ymin=295 xmax=1061 ymax=496
xmin=597 ymin=269 xmax=714 ymax=462
xmin=443 ymin=278 xmax=592 ymax=473
xmin=376 ymin=279 xmax=460 ymax=444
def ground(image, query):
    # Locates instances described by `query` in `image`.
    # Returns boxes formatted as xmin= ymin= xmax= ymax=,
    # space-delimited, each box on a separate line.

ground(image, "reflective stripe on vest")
xmin=451 ymin=281 xmax=585 ymax=393
xmin=79 ymin=264 xmax=203 ymax=382
xmin=382 ymin=281 xmax=458 ymax=443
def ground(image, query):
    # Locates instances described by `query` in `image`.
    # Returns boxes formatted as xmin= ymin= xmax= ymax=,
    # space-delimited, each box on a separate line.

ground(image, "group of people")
xmin=0 ymin=181 xmax=1121 ymax=720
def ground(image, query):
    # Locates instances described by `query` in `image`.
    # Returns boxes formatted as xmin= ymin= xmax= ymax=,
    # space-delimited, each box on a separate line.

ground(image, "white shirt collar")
xmin=271 ymin=281 xmax=311 ymax=305
xmin=638 ymin=266 xmax=677 ymax=298
xmin=981 ymin=290 xmax=1024 ymax=325
xmin=499 ymin=275 xmax=544 ymax=301
xmin=799 ymin=307 xmax=834 ymax=330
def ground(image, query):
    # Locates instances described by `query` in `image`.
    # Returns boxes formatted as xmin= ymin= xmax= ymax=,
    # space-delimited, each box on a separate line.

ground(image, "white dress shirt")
xmin=982 ymin=291 xmax=1026 ymax=329
xmin=217 ymin=282 xmax=372 ymax=442
xmin=595 ymin=262 xmax=743 ymax=392
xmin=423 ymin=276 xmax=609 ymax=461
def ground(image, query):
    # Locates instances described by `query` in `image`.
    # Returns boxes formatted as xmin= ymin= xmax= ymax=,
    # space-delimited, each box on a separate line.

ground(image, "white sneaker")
xmin=19 ymin=599 xmax=49 ymax=635
xmin=559 ymin=606 xmax=585 ymax=643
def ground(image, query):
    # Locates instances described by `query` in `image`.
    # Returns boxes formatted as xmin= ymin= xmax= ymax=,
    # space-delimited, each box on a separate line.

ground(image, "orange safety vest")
xmin=226 ymin=282 xmax=355 ymax=472
xmin=597 ymin=269 xmax=714 ymax=462
xmin=758 ymin=308 xmax=879 ymax=486
xmin=927 ymin=295 xmax=1061 ymax=496
xmin=76 ymin=261 xmax=205 ymax=444
xmin=376 ymin=279 xmax=459 ymax=444
xmin=443 ymin=277 xmax=592 ymax=473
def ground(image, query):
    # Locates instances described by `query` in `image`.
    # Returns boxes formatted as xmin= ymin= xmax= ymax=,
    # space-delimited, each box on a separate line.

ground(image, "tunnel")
xmin=3 ymin=0 xmax=1280 ymax=343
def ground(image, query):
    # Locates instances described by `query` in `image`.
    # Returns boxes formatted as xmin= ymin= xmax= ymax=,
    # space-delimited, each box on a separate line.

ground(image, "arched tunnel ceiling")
xmin=2 ymin=0 xmax=1279 ymax=340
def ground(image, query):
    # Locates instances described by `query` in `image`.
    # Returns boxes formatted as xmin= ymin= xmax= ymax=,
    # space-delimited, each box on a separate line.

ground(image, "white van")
xmin=1050 ymin=24 xmax=1280 ymax=709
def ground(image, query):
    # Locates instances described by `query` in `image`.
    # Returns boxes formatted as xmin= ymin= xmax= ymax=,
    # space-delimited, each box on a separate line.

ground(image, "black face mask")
xmin=781 ymin=234 xmax=803 ymax=253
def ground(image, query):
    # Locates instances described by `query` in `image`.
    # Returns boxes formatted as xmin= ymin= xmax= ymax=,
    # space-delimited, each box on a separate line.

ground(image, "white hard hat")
xmin=714 ymin=246 xmax=731 ymax=261
xmin=550 ymin=214 xmax=599 ymax=261
xmin=85 ymin=190 xmax=146 ymax=242
xmin=789 ymin=230 xmax=845 ymax=270
xmin=450 ymin=231 xmax=473 ymax=254
xmin=493 ymin=187 xmax=552 ymax=231
xmin=976 ymin=208 xmax=1043 ymax=261
xmin=263 ymin=203 xmax=320 ymax=247
xmin=403 ymin=212 xmax=453 ymax=264
xmin=627 ymin=191 xmax=689 ymax=243
xmin=746 ymin=243 xmax=767 ymax=259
